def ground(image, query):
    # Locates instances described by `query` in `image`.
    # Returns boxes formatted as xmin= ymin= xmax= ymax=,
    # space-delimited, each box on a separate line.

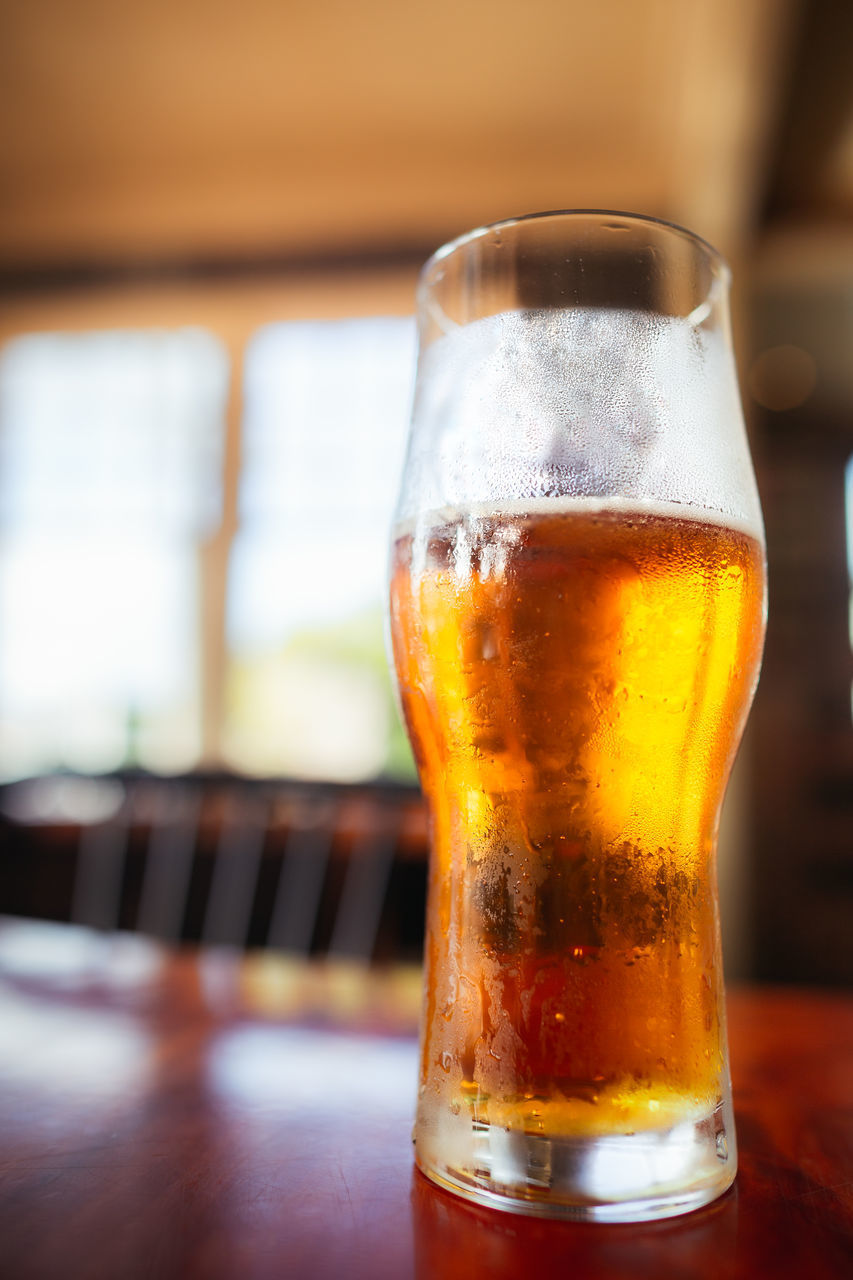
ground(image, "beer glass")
xmin=389 ymin=211 xmax=766 ymax=1221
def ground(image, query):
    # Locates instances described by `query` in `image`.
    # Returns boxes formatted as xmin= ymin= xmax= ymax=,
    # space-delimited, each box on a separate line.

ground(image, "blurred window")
xmin=0 ymin=329 xmax=228 ymax=778
xmin=224 ymin=316 xmax=416 ymax=781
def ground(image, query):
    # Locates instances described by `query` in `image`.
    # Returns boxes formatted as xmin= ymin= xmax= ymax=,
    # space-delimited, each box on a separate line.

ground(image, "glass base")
xmin=415 ymin=1099 xmax=736 ymax=1223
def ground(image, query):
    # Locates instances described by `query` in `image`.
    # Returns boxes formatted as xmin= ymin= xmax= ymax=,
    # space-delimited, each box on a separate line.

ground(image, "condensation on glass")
xmin=389 ymin=211 xmax=767 ymax=1221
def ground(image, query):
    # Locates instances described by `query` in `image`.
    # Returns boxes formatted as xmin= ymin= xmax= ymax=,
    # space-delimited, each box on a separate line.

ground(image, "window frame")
xmin=0 ymin=263 xmax=420 ymax=774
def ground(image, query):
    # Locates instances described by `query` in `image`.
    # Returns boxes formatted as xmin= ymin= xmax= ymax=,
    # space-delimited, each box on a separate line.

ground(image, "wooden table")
xmin=0 ymin=917 xmax=851 ymax=1279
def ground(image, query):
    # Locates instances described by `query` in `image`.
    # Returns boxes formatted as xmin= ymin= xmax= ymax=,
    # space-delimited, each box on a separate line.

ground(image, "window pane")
xmin=225 ymin=316 xmax=416 ymax=781
xmin=0 ymin=329 xmax=229 ymax=779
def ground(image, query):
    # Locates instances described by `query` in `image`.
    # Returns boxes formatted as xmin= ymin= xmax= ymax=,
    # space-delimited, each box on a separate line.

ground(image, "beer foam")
xmin=397 ymin=308 xmax=764 ymax=541
xmin=393 ymin=494 xmax=764 ymax=545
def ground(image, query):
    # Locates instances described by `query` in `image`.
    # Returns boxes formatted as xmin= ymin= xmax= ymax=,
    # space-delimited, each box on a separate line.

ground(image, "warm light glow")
xmin=748 ymin=344 xmax=817 ymax=412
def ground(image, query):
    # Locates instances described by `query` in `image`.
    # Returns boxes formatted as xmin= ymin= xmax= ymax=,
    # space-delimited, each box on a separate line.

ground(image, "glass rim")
xmin=419 ymin=209 xmax=730 ymax=289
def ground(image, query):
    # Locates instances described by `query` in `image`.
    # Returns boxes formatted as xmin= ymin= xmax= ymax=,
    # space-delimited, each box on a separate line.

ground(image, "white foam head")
xmin=396 ymin=308 xmax=763 ymax=541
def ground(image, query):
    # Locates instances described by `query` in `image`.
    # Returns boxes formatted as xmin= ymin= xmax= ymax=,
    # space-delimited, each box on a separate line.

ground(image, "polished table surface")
xmin=0 ymin=917 xmax=851 ymax=1280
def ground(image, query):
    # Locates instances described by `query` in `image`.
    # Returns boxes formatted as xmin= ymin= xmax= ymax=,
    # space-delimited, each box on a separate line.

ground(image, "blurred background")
xmin=0 ymin=0 xmax=851 ymax=986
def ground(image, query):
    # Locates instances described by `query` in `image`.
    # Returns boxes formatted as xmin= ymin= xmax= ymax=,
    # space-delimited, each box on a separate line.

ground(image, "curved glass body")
xmin=389 ymin=211 xmax=766 ymax=1221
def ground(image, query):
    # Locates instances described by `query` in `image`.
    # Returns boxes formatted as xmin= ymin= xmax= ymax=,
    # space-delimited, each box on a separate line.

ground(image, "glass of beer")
xmin=389 ymin=211 xmax=766 ymax=1221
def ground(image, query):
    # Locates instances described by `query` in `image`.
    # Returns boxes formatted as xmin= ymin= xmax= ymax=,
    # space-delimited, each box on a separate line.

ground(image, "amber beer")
xmin=390 ymin=499 xmax=765 ymax=1196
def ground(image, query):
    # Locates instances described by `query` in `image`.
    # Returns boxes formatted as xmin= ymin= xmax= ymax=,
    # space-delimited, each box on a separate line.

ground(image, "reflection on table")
xmin=0 ymin=917 xmax=851 ymax=1280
